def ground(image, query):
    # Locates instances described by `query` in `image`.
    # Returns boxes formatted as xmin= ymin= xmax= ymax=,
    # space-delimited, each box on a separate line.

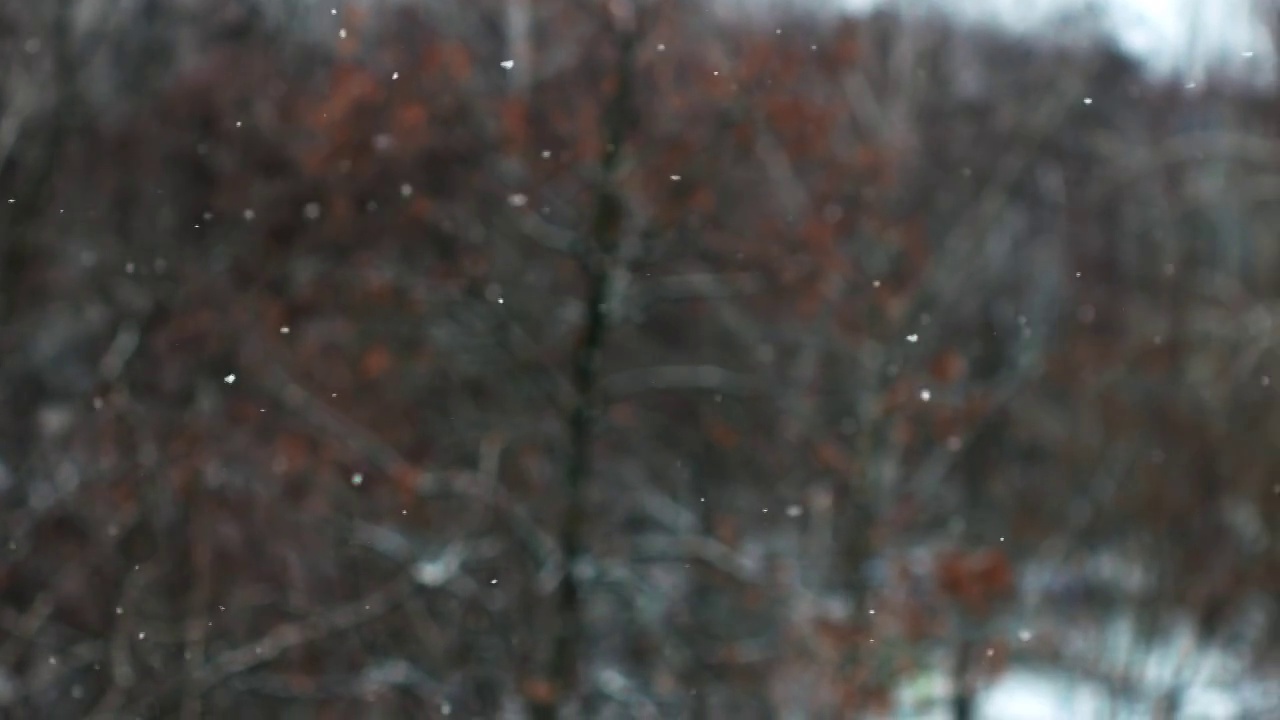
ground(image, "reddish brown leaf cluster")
xmin=936 ymin=547 xmax=1016 ymax=617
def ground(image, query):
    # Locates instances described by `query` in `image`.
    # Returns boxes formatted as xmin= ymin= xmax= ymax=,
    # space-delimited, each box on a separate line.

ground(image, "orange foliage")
xmin=500 ymin=97 xmax=530 ymax=150
xmin=930 ymin=348 xmax=969 ymax=383
xmin=336 ymin=6 xmax=369 ymax=58
xmin=936 ymin=547 xmax=1016 ymax=616
xmin=272 ymin=433 xmax=314 ymax=474
xmin=358 ymin=344 xmax=394 ymax=379
xmin=423 ymin=41 xmax=473 ymax=83
xmin=706 ymin=416 xmax=741 ymax=449
xmin=521 ymin=677 xmax=559 ymax=705
xmin=813 ymin=439 xmax=853 ymax=472
xmin=391 ymin=102 xmax=429 ymax=137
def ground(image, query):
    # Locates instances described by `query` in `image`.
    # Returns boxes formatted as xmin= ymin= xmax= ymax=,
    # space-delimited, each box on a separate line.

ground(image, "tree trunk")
xmin=952 ymin=636 xmax=974 ymax=720
xmin=529 ymin=18 xmax=638 ymax=720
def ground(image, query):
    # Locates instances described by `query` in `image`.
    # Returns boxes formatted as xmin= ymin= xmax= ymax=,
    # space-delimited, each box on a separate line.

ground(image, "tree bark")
xmin=528 ymin=16 xmax=638 ymax=720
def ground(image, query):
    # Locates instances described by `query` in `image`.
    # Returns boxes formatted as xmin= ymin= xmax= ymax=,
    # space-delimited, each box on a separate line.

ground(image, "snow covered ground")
xmin=898 ymin=666 xmax=1270 ymax=720
xmin=889 ymin=611 xmax=1280 ymax=718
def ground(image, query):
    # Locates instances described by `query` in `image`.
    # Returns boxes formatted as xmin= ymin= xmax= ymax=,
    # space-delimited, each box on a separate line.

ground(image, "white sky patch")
xmin=917 ymin=0 xmax=1276 ymax=81
xmin=746 ymin=0 xmax=1277 ymax=82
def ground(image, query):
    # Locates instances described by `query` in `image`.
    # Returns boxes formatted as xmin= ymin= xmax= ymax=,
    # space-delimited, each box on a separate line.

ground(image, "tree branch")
xmin=190 ymin=576 xmax=414 ymax=694
xmin=601 ymin=364 xmax=758 ymax=399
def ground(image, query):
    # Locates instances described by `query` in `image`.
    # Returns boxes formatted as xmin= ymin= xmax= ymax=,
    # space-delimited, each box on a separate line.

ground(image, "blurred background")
xmin=1 ymin=0 xmax=1278 ymax=717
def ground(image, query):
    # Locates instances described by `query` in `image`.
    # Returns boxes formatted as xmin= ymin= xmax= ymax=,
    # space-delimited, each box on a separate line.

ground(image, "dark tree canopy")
xmin=1 ymin=1 xmax=1278 ymax=718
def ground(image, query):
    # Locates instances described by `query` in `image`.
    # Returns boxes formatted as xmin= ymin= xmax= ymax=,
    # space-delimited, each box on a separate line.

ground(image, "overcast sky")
xmin=823 ymin=0 xmax=1277 ymax=81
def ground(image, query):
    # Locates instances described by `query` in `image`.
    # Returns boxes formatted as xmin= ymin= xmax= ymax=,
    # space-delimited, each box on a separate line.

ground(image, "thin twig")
xmin=601 ymin=364 xmax=758 ymax=399
xmin=632 ymin=272 xmax=765 ymax=305
xmin=237 ymin=333 xmax=560 ymax=578
xmin=629 ymin=533 xmax=761 ymax=584
xmin=0 ymin=592 xmax=55 ymax=670
xmin=87 ymin=564 xmax=152 ymax=720
xmin=180 ymin=507 xmax=213 ymax=720
xmin=190 ymin=575 xmax=414 ymax=694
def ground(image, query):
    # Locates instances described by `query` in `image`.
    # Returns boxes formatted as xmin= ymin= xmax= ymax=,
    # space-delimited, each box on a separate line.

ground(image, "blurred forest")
xmin=1 ymin=0 xmax=1278 ymax=718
